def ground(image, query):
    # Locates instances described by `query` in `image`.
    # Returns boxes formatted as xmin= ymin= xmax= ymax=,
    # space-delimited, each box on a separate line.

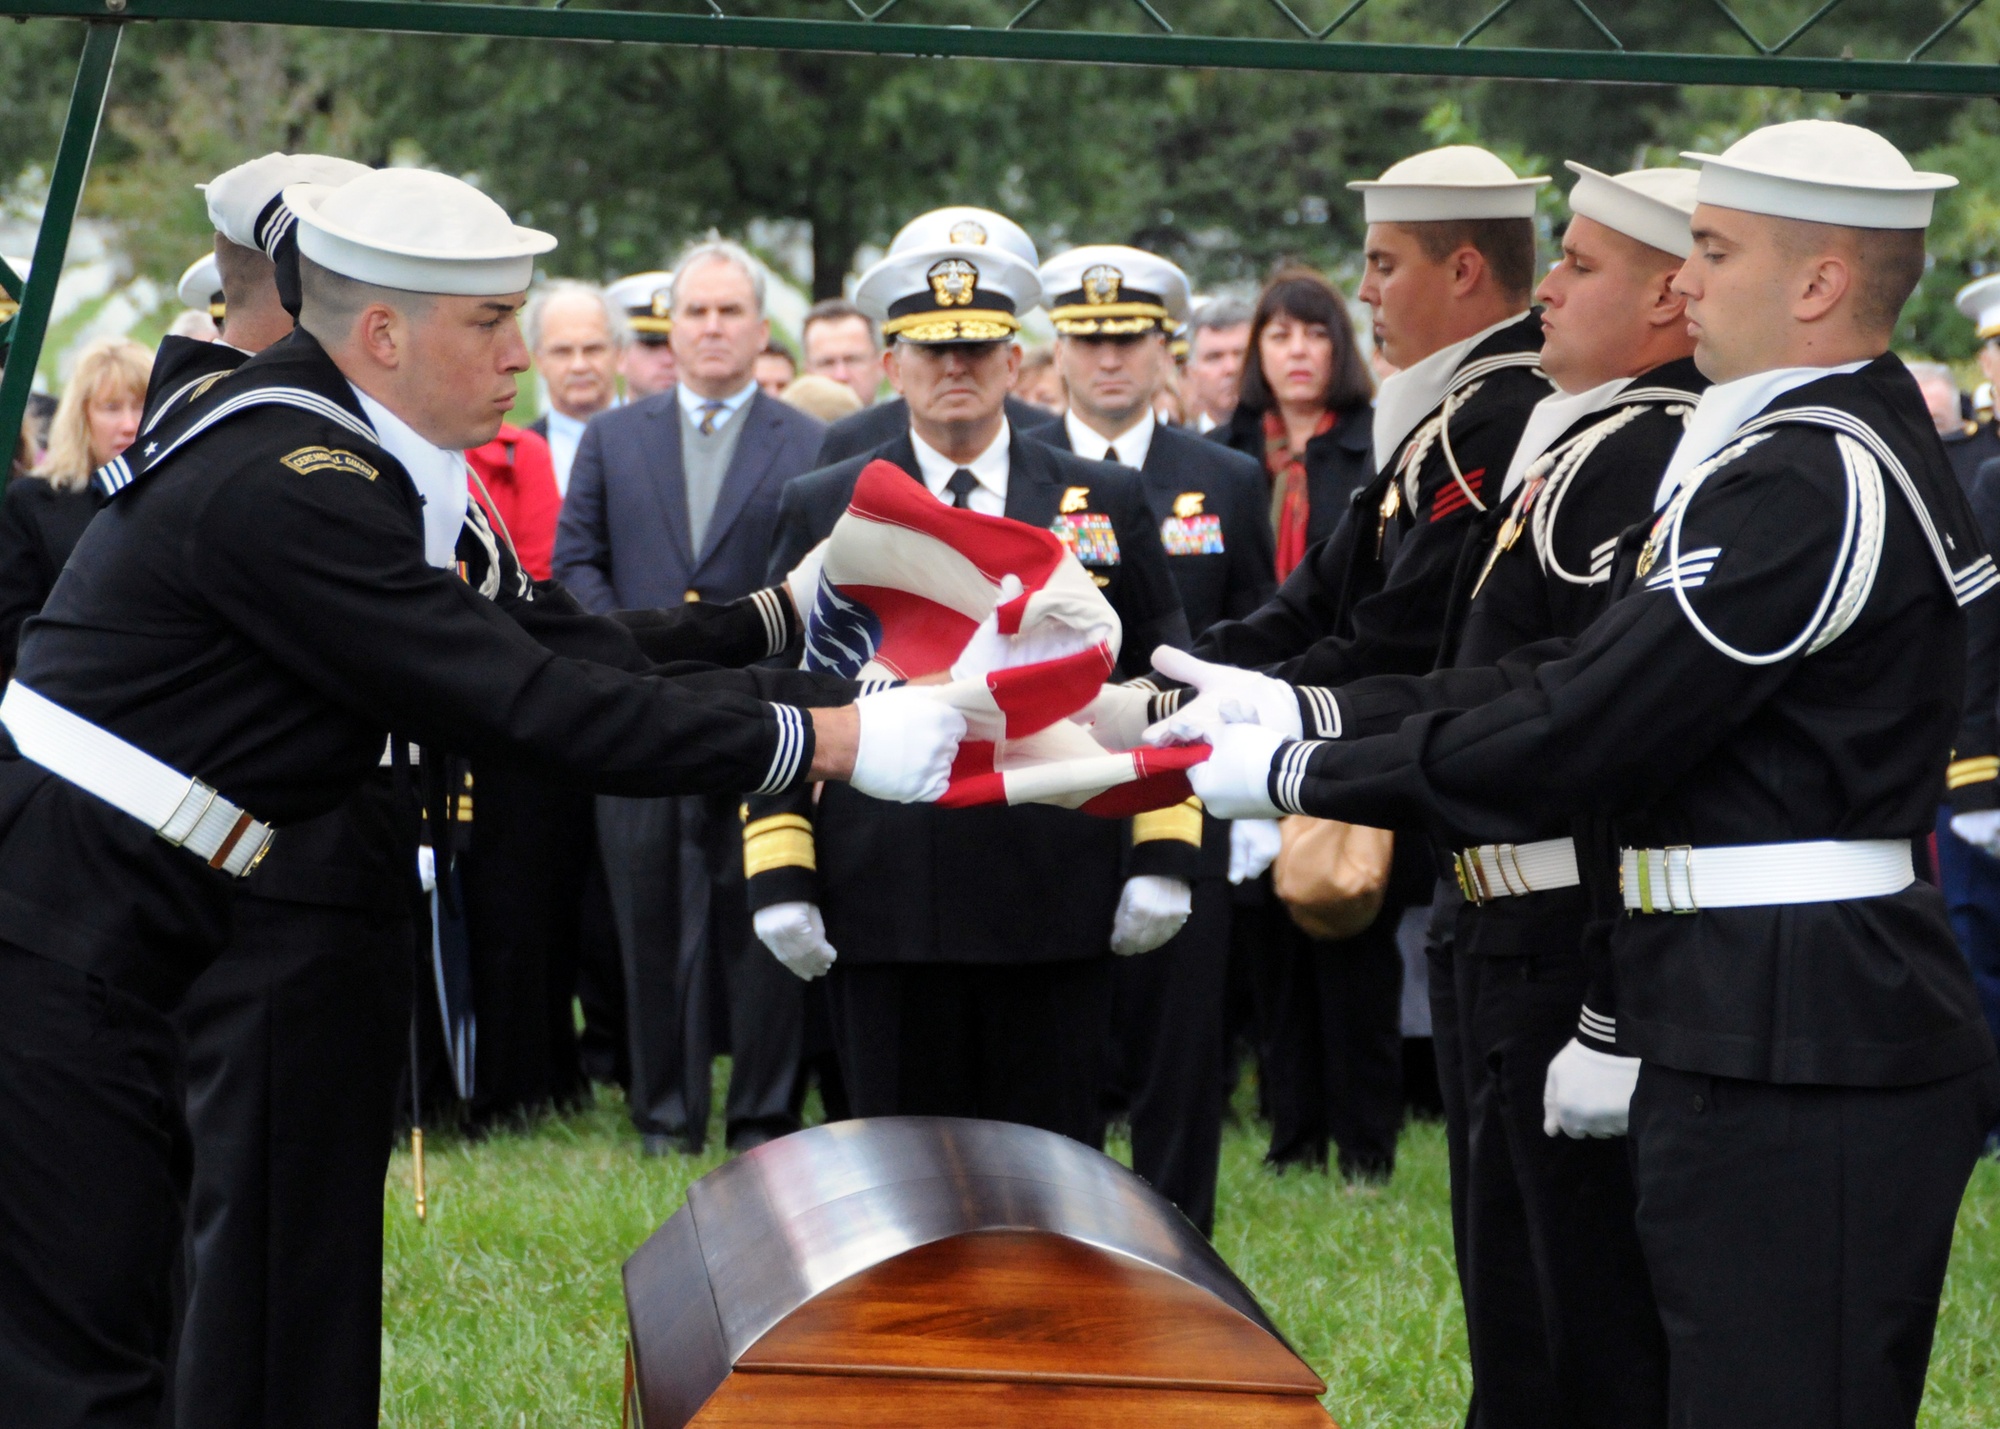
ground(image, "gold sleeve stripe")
xmin=1948 ymin=755 xmax=2000 ymax=789
xmin=744 ymin=814 xmax=813 ymax=841
xmin=1132 ymin=797 xmax=1203 ymax=847
xmin=745 ymin=829 xmax=816 ymax=878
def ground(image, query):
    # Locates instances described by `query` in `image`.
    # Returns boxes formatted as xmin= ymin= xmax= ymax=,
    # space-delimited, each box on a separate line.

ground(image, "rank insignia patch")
xmin=281 ymin=446 xmax=378 ymax=481
xmin=1172 ymin=491 xmax=1205 ymax=519
xmin=1054 ymin=511 xmax=1121 ymax=566
xmin=190 ymin=372 xmax=229 ymax=402
xmin=1059 ymin=485 xmax=1091 ymax=514
xmin=1160 ymin=513 xmax=1224 ymax=556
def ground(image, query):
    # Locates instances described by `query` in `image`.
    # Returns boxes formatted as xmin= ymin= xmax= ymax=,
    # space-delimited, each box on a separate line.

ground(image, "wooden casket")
xmin=623 ymin=1116 xmax=1336 ymax=1427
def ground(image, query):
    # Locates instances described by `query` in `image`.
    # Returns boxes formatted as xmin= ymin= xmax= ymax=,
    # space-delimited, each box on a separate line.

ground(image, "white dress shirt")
xmin=910 ymin=421 xmax=1011 ymax=517
xmin=676 ymin=378 xmax=759 ymax=432
xmin=350 ymin=385 xmax=467 ymax=570
xmin=1065 ymin=406 xmax=1157 ymax=469
xmin=543 ymin=407 xmax=587 ymax=499
xmin=1194 ymin=410 xmax=1220 ymax=435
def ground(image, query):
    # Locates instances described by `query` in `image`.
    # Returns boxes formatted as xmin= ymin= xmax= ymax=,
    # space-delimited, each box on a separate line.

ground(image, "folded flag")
xmin=803 ymin=459 xmax=1207 ymax=813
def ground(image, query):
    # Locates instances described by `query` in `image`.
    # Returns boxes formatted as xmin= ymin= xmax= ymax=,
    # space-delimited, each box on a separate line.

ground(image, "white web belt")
xmin=1620 ymin=838 xmax=1912 ymax=914
xmin=0 ymin=681 xmax=275 ymax=877
xmin=1454 ymin=836 xmax=1579 ymax=904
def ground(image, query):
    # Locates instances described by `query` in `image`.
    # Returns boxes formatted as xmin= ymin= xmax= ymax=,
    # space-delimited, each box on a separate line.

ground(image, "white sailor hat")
xmin=1563 ymin=164 xmax=1700 ymax=258
xmin=856 ymin=241 xmax=1041 ymax=345
xmin=607 ymin=270 xmax=674 ymax=338
xmin=177 ymin=253 xmax=225 ymax=319
xmin=202 ymin=153 xmax=371 ymax=258
xmin=1347 ymin=145 xmax=1549 ymax=223
xmin=1680 ymin=120 xmax=1955 ymax=230
xmin=1956 ymin=274 xmax=2000 ymax=342
xmin=284 ymin=169 xmax=556 ymax=296
xmin=1039 ymin=245 xmax=1190 ymax=337
xmin=886 ymin=206 xmax=1040 ymax=271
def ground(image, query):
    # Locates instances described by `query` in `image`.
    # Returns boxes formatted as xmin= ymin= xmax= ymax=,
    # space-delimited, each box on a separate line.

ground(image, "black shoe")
xmin=641 ymin=1133 xmax=699 ymax=1158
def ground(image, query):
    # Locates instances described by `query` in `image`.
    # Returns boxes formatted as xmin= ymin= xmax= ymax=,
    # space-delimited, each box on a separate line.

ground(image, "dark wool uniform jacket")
xmin=0 ymin=330 xmax=845 ymax=1007
xmin=1210 ymin=398 xmax=1375 ymax=550
xmin=744 ymin=430 xmax=1193 ymax=964
xmin=1270 ymin=357 xmax=1998 ymax=1089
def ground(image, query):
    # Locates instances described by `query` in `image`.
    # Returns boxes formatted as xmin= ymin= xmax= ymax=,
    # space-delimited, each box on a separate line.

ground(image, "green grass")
xmin=382 ymin=1074 xmax=2000 ymax=1427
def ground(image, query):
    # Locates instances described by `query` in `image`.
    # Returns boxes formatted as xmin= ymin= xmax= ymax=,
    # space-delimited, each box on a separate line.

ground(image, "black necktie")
xmin=946 ymin=468 xmax=979 ymax=509
xmin=1103 ymin=446 xmax=1124 ymax=466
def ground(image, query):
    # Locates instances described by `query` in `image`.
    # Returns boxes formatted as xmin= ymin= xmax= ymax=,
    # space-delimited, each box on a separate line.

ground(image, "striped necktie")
xmin=697 ymin=400 xmax=726 ymax=436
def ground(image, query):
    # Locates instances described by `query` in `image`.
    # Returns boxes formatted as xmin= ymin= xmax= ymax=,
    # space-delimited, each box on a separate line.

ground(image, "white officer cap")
xmin=1680 ymin=120 xmax=1955 ymax=230
xmin=1039 ymin=245 xmax=1191 ymax=337
xmin=886 ymin=206 xmax=1040 ymax=271
xmin=1563 ymin=164 xmax=1700 ymax=259
xmin=855 ymin=242 xmax=1041 ymax=345
xmin=284 ymin=169 xmax=557 ymax=296
xmin=177 ymin=253 xmax=224 ymax=318
xmin=1957 ymin=274 xmax=2000 ymax=342
xmin=606 ymin=270 xmax=674 ymax=338
xmin=202 ymin=152 xmax=371 ymax=256
xmin=1347 ymin=145 xmax=1549 ymax=223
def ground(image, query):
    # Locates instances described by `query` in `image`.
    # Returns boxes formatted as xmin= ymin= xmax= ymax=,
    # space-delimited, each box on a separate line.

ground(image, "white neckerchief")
xmin=349 ymin=386 xmax=467 ymax=570
xmin=1654 ymin=360 xmax=1871 ymax=510
xmin=910 ymin=420 xmax=1011 ymax=517
xmin=1371 ymin=310 xmax=1529 ymax=471
xmin=1065 ymin=405 xmax=1157 ymax=469
xmin=543 ymin=406 xmax=587 ymax=498
xmin=1502 ymin=376 xmax=1634 ymax=499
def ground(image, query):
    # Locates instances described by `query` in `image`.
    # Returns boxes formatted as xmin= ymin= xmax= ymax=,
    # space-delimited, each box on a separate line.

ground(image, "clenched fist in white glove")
xmin=1187 ymin=721 xmax=1288 ymax=820
xmin=1542 ymin=1038 xmax=1641 ymax=1138
xmin=1072 ymin=682 xmax=1153 ymax=752
xmin=850 ymin=687 xmax=967 ymax=803
xmin=1110 ymin=875 xmax=1192 ymax=955
xmin=783 ymin=537 xmax=830 ymax=623
xmin=754 ymin=901 xmax=837 ymax=981
xmin=1228 ymin=819 xmax=1283 ymax=884
xmin=952 ymin=574 xmax=1109 ymax=684
xmin=1143 ymin=646 xmax=1303 ymax=746
xmin=1951 ymin=809 xmax=2000 ymax=860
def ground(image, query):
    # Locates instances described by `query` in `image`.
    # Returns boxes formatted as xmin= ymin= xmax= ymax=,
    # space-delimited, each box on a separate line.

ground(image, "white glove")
xmin=849 ymin=687 xmax=967 ymax=803
xmin=1541 ymin=1039 xmax=1641 ymax=1138
xmin=1072 ymin=682 xmax=1153 ymax=752
xmin=783 ymin=538 xmax=830 ymax=622
xmin=1951 ymin=809 xmax=2000 ymax=859
xmin=416 ymin=844 xmax=437 ymax=894
xmin=1187 ymin=721 xmax=1288 ymax=820
xmin=754 ymin=901 xmax=838 ymax=981
xmin=1228 ymin=819 xmax=1283 ymax=884
xmin=1110 ymin=875 xmax=1192 ymax=955
xmin=951 ymin=574 xmax=1109 ymax=683
xmin=1143 ymin=646 xmax=1303 ymax=746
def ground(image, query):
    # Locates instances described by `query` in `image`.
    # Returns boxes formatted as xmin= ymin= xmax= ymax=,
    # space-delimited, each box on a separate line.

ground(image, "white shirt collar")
xmin=1065 ymin=406 xmax=1157 ymax=469
xmin=1371 ymin=309 xmax=1531 ymax=471
xmin=1194 ymin=410 xmax=1219 ymax=435
xmin=1500 ymin=375 xmax=1634 ymax=499
xmin=676 ymin=379 xmax=759 ymax=429
xmin=910 ymin=420 xmax=1011 ymax=507
xmin=1654 ymin=359 xmax=1872 ymax=510
xmin=348 ymin=385 xmax=467 ymax=570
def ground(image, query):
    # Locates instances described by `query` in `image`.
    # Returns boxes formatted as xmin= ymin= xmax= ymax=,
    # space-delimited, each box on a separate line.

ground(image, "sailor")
xmin=0 ymin=166 xmax=965 ymax=1427
xmin=176 ymin=251 xmax=226 ymax=331
xmin=743 ymin=211 xmax=1191 ymax=1146
xmin=1028 ymin=242 xmax=1273 ymax=1234
xmin=1184 ymin=120 xmax=2000 ymax=1429
xmin=1950 ymin=275 xmax=2000 ymax=486
xmin=606 ymin=269 xmax=679 ymax=400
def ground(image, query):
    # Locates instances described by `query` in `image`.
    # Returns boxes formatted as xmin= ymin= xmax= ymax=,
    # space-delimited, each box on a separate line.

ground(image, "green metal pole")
xmin=0 ymin=20 xmax=121 ymax=487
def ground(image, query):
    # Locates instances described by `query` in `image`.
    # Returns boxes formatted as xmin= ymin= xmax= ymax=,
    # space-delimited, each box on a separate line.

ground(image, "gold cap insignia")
xmin=1173 ymin=491 xmax=1205 ymax=518
xmin=1081 ymin=264 xmax=1124 ymax=307
xmin=927 ymin=259 xmax=979 ymax=309
xmin=948 ymin=220 xmax=989 ymax=245
xmin=1059 ymin=485 xmax=1090 ymax=514
xmin=650 ymin=290 xmax=671 ymax=318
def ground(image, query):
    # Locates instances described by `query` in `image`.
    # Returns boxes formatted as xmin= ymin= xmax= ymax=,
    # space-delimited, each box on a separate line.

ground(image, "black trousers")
xmin=1263 ymin=908 xmax=1405 ymax=1179
xmin=1631 ymin=1060 xmax=2000 ymax=1429
xmin=1450 ymin=922 xmax=1667 ymax=1429
xmin=461 ymin=764 xmax=590 ymax=1123
xmin=598 ymin=792 xmax=801 ymax=1148
xmin=0 ymin=943 xmax=187 ymax=1428
xmin=826 ymin=958 xmax=1111 ymax=1146
xmin=172 ymin=896 xmax=413 ymax=1429
xmin=1104 ymin=877 xmax=1230 ymax=1234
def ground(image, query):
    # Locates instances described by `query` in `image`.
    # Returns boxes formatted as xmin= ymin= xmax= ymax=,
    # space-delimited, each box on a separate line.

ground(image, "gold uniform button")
xmin=684 ymin=589 xmax=701 ymax=602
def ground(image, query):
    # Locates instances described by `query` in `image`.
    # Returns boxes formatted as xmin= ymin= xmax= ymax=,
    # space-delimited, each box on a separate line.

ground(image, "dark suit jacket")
xmin=747 ymin=431 xmax=1192 ymax=965
xmin=816 ymin=394 xmax=1052 ymax=468
xmin=0 ymin=476 xmax=100 ymax=673
xmin=1211 ymin=399 xmax=1373 ymax=549
xmin=525 ymin=414 xmax=549 ymax=442
xmin=552 ymin=388 xmax=824 ymax=612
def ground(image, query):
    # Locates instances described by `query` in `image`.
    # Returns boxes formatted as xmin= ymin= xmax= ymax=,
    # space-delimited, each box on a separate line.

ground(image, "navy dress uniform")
xmin=0 ymin=168 xmax=897 ymax=1429
xmin=1192 ymin=123 xmax=2000 ymax=1429
xmin=744 ymin=219 xmax=1192 ymax=1147
xmin=1027 ymin=241 xmax=1275 ymax=1233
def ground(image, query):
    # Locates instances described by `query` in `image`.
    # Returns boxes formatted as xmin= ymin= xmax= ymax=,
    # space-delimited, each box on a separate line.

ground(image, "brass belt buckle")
xmin=1453 ymin=851 xmax=1484 ymax=906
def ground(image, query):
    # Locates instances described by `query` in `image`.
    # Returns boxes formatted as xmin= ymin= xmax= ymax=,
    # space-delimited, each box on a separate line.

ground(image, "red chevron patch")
xmin=1430 ymin=466 xmax=1487 ymax=523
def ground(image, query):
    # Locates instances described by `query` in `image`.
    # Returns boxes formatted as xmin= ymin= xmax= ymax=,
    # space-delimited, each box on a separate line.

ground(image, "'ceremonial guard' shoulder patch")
xmin=1054 ymin=511 xmax=1121 ymax=566
xmin=281 ymin=446 xmax=379 ymax=481
xmin=1160 ymin=513 xmax=1224 ymax=556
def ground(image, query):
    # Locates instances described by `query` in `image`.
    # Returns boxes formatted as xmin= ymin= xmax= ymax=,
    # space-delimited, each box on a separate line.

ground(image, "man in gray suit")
xmin=554 ymin=239 xmax=825 ymax=1154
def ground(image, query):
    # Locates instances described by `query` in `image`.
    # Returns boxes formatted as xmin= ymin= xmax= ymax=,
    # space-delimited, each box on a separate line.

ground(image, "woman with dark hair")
xmin=1215 ymin=267 xmax=1375 ymax=578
